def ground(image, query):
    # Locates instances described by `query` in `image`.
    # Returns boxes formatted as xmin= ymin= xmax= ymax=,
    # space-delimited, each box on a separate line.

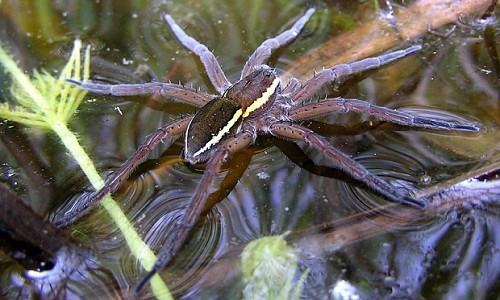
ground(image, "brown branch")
xmin=286 ymin=0 xmax=496 ymax=79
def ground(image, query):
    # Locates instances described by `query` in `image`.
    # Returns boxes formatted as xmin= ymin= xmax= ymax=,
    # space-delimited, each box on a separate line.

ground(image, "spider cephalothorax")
xmin=61 ymin=8 xmax=481 ymax=295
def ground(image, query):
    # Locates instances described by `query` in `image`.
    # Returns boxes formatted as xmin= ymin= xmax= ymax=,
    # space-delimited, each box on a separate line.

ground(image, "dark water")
xmin=0 ymin=0 xmax=498 ymax=299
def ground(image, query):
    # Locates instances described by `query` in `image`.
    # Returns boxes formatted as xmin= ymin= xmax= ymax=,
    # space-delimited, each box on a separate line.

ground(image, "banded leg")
xmin=67 ymin=80 xmax=213 ymax=107
xmin=289 ymin=98 xmax=482 ymax=132
xmin=269 ymin=122 xmax=425 ymax=208
xmin=55 ymin=116 xmax=192 ymax=227
xmin=135 ymin=129 xmax=256 ymax=295
xmin=164 ymin=14 xmax=231 ymax=94
xmin=292 ymin=45 xmax=422 ymax=104
xmin=241 ymin=8 xmax=316 ymax=78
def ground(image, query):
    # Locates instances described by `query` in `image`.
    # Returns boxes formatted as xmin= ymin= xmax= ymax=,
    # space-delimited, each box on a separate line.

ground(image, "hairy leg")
xmin=291 ymin=45 xmax=421 ymax=104
xmin=135 ymin=128 xmax=256 ymax=296
xmin=269 ymin=122 xmax=425 ymax=208
xmin=241 ymin=8 xmax=315 ymax=78
xmin=67 ymin=80 xmax=213 ymax=107
xmin=164 ymin=14 xmax=231 ymax=93
xmin=55 ymin=116 xmax=192 ymax=227
xmin=289 ymin=98 xmax=482 ymax=132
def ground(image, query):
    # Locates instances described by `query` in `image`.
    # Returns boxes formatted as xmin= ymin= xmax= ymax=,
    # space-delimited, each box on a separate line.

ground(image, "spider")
xmin=62 ymin=8 xmax=481 ymax=295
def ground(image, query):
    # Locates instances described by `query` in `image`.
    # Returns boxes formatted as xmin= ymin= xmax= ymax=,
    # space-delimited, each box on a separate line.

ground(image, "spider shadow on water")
xmin=55 ymin=8 xmax=483 ymax=296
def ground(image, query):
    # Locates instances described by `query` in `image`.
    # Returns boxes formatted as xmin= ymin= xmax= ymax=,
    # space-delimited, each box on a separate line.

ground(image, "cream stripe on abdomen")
xmin=192 ymin=108 xmax=243 ymax=158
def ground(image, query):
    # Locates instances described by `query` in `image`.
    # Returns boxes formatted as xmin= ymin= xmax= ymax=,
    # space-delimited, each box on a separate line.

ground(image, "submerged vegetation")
xmin=0 ymin=39 xmax=171 ymax=299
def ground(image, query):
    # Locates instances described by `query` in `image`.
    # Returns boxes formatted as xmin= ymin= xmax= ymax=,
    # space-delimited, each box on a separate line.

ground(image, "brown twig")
xmin=286 ymin=0 xmax=495 ymax=79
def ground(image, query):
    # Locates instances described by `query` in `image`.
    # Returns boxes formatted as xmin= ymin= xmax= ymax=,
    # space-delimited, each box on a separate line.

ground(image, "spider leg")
xmin=55 ymin=116 xmax=192 ymax=227
xmin=67 ymin=80 xmax=213 ymax=107
xmin=273 ymin=138 xmax=352 ymax=181
xmin=134 ymin=129 xmax=256 ymax=296
xmin=203 ymin=147 xmax=255 ymax=213
xmin=281 ymin=77 xmax=301 ymax=95
xmin=240 ymin=8 xmax=316 ymax=78
xmin=292 ymin=45 xmax=422 ymax=104
xmin=268 ymin=122 xmax=426 ymax=208
xmin=163 ymin=14 xmax=231 ymax=94
xmin=289 ymin=98 xmax=482 ymax=132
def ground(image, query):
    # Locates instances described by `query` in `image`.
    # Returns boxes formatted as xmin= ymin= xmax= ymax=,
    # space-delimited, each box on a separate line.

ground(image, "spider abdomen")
xmin=185 ymin=67 xmax=281 ymax=164
xmin=184 ymin=97 xmax=243 ymax=164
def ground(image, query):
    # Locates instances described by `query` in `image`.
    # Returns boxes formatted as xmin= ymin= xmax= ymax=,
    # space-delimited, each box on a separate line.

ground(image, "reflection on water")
xmin=0 ymin=0 xmax=498 ymax=299
xmin=23 ymin=247 xmax=113 ymax=299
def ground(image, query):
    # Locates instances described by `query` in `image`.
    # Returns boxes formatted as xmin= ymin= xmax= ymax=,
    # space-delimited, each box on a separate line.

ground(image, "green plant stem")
xmin=51 ymin=122 xmax=171 ymax=298
xmin=0 ymin=48 xmax=50 ymax=112
xmin=0 ymin=44 xmax=171 ymax=299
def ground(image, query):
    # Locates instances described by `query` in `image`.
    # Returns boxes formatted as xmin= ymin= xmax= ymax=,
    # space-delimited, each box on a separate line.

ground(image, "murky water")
xmin=1 ymin=0 xmax=498 ymax=299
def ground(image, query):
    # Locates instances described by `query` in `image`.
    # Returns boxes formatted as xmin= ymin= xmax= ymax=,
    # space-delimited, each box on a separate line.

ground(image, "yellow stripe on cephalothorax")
xmin=192 ymin=108 xmax=244 ymax=158
xmin=242 ymin=78 xmax=280 ymax=118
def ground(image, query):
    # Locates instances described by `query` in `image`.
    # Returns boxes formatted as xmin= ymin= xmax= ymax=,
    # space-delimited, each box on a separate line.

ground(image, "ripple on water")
xmin=113 ymin=158 xmax=224 ymax=294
